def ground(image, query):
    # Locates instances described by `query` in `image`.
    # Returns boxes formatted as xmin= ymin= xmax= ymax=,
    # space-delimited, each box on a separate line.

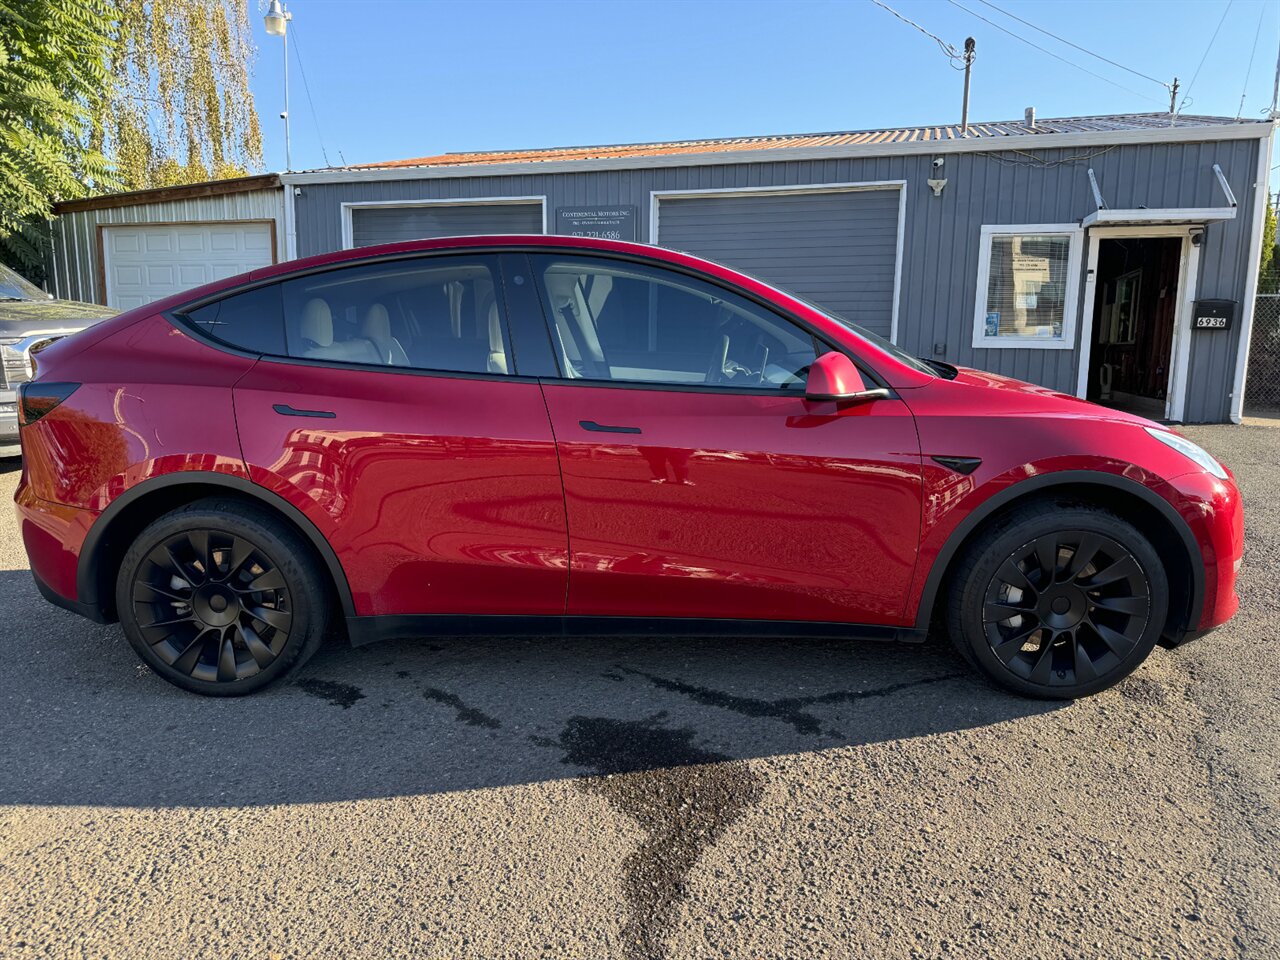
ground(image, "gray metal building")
xmin=47 ymin=113 xmax=1277 ymax=423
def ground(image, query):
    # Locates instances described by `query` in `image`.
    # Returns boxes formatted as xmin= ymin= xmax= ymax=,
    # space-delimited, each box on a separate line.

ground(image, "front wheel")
xmin=947 ymin=503 xmax=1169 ymax=699
xmin=116 ymin=498 xmax=331 ymax=696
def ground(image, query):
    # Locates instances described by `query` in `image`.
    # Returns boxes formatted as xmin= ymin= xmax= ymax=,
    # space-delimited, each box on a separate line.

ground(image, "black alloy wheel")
xmin=117 ymin=498 xmax=329 ymax=695
xmin=948 ymin=503 xmax=1169 ymax=699
xmin=982 ymin=532 xmax=1150 ymax=688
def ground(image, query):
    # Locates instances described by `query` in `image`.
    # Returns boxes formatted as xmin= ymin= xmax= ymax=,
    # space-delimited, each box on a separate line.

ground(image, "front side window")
xmin=531 ymin=255 xmax=817 ymax=390
xmin=282 ymin=255 xmax=512 ymax=374
xmin=972 ymin=225 xmax=1082 ymax=350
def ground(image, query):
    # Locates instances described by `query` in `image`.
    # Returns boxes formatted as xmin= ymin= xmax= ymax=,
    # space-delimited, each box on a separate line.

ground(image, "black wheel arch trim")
xmin=76 ymin=471 xmax=357 ymax=621
xmin=913 ymin=469 xmax=1204 ymax=635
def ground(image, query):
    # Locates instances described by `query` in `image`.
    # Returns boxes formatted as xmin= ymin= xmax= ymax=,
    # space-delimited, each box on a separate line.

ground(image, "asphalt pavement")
xmin=0 ymin=422 xmax=1276 ymax=959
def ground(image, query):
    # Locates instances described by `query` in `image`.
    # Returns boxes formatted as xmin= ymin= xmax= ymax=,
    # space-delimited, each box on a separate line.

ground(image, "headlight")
xmin=0 ymin=338 xmax=33 ymax=386
xmin=1144 ymin=426 xmax=1228 ymax=479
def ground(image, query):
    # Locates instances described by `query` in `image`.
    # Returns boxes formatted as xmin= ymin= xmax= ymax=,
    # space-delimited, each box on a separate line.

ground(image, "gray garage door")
xmin=656 ymin=189 xmax=900 ymax=338
xmin=350 ymin=202 xmax=543 ymax=247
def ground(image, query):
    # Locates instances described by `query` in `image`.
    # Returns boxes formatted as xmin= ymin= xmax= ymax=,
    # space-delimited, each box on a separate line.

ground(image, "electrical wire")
xmin=288 ymin=23 xmax=334 ymax=168
xmin=970 ymin=0 xmax=1169 ymax=90
xmin=944 ymin=0 xmax=1165 ymax=105
xmin=1235 ymin=3 xmax=1266 ymax=119
xmin=867 ymin=0 xmax=966 ymax=67
xmin=1177 ymin=0 xmax=1233 ymax=114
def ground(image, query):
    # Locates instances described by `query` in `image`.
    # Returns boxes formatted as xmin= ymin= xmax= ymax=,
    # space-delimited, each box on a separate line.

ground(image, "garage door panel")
xmin=350 ymin=203 xmax=543 ymax=248
xmin=658 ymin=189 xmax=900 ymax=339
xmin=102 ymin=222 xmax=275 ymax=309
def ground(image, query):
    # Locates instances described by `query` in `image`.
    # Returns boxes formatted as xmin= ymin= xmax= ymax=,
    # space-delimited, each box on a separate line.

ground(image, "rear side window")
xmin=181 ymin=284 xmax=285 ymax=355
xmin=280 ymin=255 xmax=513 ymax=375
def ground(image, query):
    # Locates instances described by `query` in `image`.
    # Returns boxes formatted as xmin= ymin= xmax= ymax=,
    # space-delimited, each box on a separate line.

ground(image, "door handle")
xmin=273 ymin=403 xmax=337 ymax=419
xmin=579 ymin=419 xmax=641 ymax=435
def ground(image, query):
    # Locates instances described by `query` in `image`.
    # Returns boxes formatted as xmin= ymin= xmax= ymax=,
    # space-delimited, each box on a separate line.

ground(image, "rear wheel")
xmin=116 ymin=498 xmax=330 ymax=696
xmin=947 ymin=503 xmax=1168 ymax=699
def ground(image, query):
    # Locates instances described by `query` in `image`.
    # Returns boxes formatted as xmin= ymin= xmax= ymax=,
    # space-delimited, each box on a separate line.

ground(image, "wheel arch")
xmin=914 ymin=470 xmax=1203 ymax=639
xmin=77 ymin=471 xmax=356 ymax=623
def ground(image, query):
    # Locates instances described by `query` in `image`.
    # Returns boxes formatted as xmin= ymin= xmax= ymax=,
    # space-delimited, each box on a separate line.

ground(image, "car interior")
xmin=537 ymin=260 xmax=817 ymax=388
xmin=283 ymin=261 xmax=510 ymax=375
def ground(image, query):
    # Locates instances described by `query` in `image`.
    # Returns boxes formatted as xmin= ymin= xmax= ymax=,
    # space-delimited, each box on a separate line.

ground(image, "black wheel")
xmin=116 ymin=498 xmax=330 ymax=696
xmin=947 ymin=503 xmax=1168 ymax=699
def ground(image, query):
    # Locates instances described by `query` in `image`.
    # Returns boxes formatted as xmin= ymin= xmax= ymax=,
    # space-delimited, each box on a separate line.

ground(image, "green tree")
xmin=1259 ymin=197 xmax=1277 ymax=295
xmin=103 ymin=0 xmax=262 ymax=189
xmin=0 ymin=0 xmax=116 ymax=272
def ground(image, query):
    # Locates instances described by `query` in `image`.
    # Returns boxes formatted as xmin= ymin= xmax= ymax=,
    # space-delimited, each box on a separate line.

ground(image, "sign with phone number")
xmin=555 ymin=205 xmax=637 ymax=241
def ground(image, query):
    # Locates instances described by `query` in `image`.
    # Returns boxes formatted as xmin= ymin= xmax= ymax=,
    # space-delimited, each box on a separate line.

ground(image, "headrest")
xmin=300 ymin=298 xmax=333 ymax=346
xmin=363 ymin=303 xmax=391 ymax=342
xmin=544 ymin=272 xmax=579 ymax=309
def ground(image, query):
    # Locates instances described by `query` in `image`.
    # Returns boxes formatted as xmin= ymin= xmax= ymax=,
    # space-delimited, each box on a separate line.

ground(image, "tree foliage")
xmin=103 ymin=0 xmax=262 ymax=190
xmin=0 ymin=0 xmax=116 ymax=271
xmin=1260 ymin=197 xmax=1277 ymax=296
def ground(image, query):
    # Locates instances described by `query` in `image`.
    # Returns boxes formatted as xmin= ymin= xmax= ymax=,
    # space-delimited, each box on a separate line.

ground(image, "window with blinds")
xmin=973 ymin=225 xmax=1082 ymax=350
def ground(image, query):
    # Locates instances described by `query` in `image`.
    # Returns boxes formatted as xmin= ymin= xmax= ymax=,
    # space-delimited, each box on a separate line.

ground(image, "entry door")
xmin=528 ymin=253 xmax=923 ymax=625
xmin=224 ymin=253 xmax=568 ymax=618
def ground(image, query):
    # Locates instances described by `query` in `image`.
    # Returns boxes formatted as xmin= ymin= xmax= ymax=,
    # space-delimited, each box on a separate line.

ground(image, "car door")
xmin=218 ymin=252 xmax=568 ymax=619
xmin=526 ymin=252 xmax=923 ymax=627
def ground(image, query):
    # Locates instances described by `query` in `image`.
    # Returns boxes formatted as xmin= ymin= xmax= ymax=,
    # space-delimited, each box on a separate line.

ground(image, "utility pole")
xmin=1169 ymin=77 xmax=1179 ymax=115
xmin=961 ymin=37 xmax=976 ymax=136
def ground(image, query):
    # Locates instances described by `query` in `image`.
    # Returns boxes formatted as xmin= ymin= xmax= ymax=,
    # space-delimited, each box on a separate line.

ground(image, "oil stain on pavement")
xmin=548 ymin=713 xmax=764 ymax=960
xmin=294 ymin=678 xmax=366 ymax=709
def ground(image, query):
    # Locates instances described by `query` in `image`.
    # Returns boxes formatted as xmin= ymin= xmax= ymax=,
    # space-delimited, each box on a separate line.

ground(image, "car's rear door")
xmin=218 ymin=252 xmax=568 ymax=619
xmin=524 ymin=252 xmax=923 ymax=627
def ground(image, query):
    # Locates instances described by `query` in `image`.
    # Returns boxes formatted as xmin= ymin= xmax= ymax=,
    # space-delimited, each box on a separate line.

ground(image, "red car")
xmin=15 ymin=236 xmax=1242 ymax=699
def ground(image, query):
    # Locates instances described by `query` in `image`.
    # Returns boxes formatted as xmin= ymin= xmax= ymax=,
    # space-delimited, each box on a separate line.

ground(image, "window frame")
xmin=971 ymin=223 xmax=1084 ymax=351
xmin=524 ymin=251 xmax=867 ymax=395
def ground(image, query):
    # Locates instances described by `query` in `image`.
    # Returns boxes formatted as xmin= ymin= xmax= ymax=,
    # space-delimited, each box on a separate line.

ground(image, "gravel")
xmin=0 ymin=423 xmax=1275 ymax=959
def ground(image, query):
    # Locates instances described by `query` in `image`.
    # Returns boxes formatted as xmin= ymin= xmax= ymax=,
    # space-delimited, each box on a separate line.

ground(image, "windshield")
xmin=0 ymin=263 xmax=47 ymax=301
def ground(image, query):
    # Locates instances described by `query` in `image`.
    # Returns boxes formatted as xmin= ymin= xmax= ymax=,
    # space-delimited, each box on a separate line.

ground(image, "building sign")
xmin=555 ymin=205 xmax=637 ymax=241
xmin=1011 ymin=254 xmax=1050 ymax=282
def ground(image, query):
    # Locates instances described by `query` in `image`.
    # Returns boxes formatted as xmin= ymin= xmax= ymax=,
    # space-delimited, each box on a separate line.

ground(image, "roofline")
xmin=51 ymin=173 xmax=281 ymax=214
xmin=281 ymin=121 xmax=1277 ymax=186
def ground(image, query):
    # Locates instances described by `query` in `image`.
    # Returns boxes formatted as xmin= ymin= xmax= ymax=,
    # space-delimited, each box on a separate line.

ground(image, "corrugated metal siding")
xmin=350 ymin=202 xmax=542 ymax=246
xmin=44 ymin=189 xmax=285 ymax=305
xmin=656 ymin=189 xmax=900 ymax=339
xmin=293 ymin=137 xmax=1265 ymax=422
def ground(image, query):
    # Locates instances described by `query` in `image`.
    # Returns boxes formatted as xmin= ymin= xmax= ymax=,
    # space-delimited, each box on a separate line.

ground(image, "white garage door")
xmin=656 ymin=188 xmax=901 ymax=339
xmin=102 ymin=222 xmax=275 ymax=310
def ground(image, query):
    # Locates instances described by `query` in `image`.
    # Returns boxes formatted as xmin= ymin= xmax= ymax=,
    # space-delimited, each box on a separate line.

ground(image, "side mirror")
xmin=804 ymin=351 xmax=888 ymax=402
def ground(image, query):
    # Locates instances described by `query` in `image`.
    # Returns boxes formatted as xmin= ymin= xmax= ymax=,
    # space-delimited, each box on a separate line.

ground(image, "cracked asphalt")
xmin=0 ymin=423 xmax=1276 ymax=959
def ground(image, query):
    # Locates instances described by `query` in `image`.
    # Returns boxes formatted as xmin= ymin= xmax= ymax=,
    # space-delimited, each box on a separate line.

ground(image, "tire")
xmin=116 ymin=497 xmax=331 ymax=696
xmin=947 ymin=501 xmax=1168 ymax=700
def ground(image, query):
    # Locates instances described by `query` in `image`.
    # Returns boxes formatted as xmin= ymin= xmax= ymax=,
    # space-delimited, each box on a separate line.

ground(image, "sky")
xmin=247 ymin=0 xmax=1280 ymax=189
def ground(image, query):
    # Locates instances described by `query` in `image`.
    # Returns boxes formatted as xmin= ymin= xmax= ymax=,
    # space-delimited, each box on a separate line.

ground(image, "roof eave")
xmin=282 ymin=121 xmax=1276 ymax=185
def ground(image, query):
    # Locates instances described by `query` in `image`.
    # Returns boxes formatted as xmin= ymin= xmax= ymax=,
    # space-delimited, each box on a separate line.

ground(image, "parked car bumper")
xmin=14 ymin=481 xmax=98 ymax=612
xmin=1165 ymin=468 xmax=1244 ymax=638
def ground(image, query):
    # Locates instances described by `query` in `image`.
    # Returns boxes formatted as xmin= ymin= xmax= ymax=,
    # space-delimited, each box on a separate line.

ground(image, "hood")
xmin=947 ymin=365 xmax=1159 ymax=427
xmin=0 ymin=297 xmax=119 ymax=339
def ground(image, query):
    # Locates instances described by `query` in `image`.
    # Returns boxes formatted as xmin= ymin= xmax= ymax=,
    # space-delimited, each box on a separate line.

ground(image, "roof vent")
xmin=1025 ymin=107 xmax=1036 ymax=129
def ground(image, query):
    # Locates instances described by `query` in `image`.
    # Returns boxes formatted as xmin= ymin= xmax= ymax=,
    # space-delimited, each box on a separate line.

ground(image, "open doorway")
xmin=1085 ymin=236 xmax=1182 ymax=419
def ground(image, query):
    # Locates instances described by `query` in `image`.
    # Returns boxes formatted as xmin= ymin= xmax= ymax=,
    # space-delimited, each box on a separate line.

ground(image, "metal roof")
xmin=335 ymin=113 xmax=1268 ymax=172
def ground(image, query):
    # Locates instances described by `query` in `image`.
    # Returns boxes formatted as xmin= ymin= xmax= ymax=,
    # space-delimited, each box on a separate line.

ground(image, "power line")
xmin=971 ymin=0 xmax=1168 ymax=90
xmin=1177 ymin=0 xmax=1233 ymax=114
xmin=867 ymin=0 xmax=966 ymax=67
xmin=288 ymin=23 xmax=333 ymax=168
xmin=944 ymin=0 xmax=1164 ymax=105
xmin=1236 ymin=2 xmax=1266 ymax=119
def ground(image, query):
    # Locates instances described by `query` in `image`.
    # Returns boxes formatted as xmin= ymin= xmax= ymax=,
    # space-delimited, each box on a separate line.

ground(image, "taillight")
xmin=18 ymin=381 xmax=79 ymax=425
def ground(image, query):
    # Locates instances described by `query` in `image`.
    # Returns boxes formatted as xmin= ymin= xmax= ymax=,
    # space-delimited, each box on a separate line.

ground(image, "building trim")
xmin=52 ymin=174 xmax=281 ymax=214
xmin=1230 ymin=129 xmax=1275 ymax=423
xmin=1082 ymin=207 xmax=1237 ymax=227
xmin=649 ymin=180 xmax=908 ymax=343
xmin=971 ymin=223 xmax=1085 ymax=351
xmin=338 ymin=195 xmax=548 ymax=250
xmin=1074 ymin=224 xmax=1201 ymax=420
xmin=280 ymin=123 xmax=1274 ymax=186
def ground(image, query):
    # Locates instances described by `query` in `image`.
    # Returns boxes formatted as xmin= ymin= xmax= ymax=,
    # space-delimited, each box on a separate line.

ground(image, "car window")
xmin=530 ymin=255 xmax=817 ymax=390
xmin=181 ymin=284 xmax=286 ymax=355
xmin=280 ymin=255 xmax=512 ymax=375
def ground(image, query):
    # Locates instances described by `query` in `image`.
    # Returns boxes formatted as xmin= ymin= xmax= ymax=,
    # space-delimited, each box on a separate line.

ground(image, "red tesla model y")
xmin=15 ymin=236 xmax=1242 ymax=698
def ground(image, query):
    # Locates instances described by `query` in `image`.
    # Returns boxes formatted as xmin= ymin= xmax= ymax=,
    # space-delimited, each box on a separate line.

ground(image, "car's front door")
xmin=222 ymin=253 xmax=569 ymax=619
xmin=526 ymin=253 xmax=923 ymax=626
